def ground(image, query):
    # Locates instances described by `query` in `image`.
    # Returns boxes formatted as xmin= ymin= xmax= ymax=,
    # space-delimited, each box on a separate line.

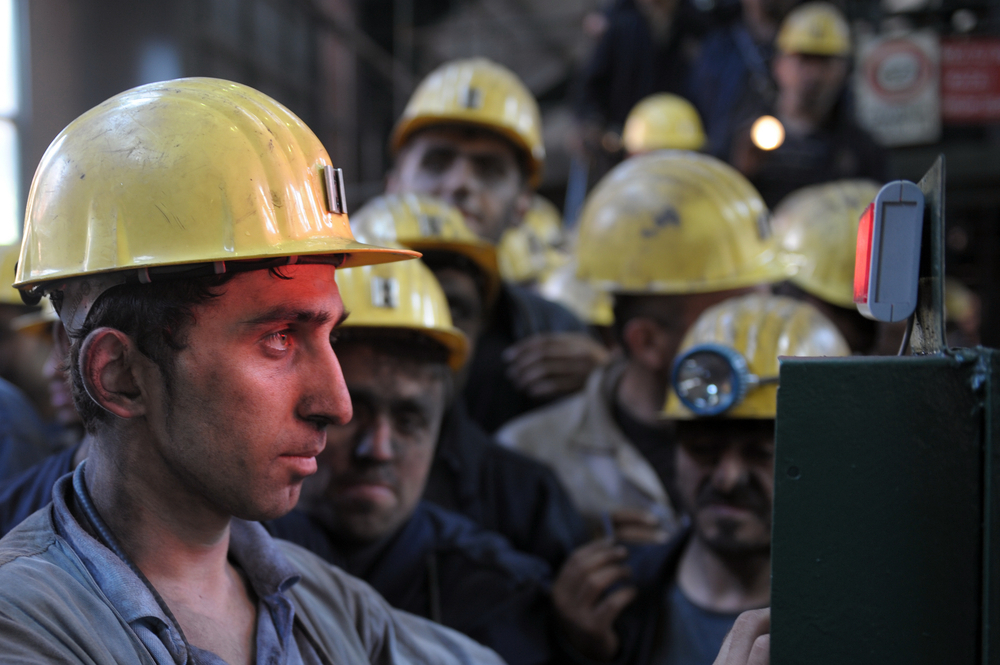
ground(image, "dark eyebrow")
xmin=243 ymin=306 xmax=346 ymax=327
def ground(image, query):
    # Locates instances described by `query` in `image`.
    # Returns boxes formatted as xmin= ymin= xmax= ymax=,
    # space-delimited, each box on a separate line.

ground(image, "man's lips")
xmin=333 ymin=477 xmax=397 ymax=506
xmin=279 ymin=442 xmax=326 ymax=476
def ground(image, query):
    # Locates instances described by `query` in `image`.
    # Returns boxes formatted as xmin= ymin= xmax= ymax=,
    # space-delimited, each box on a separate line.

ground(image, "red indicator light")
xmin=854 ymin=202 xmax=874 ymax=305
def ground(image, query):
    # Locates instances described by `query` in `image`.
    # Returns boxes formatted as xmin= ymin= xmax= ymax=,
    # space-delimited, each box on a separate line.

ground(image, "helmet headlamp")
xmin=671 ymin=343 xmax=779 ymax=417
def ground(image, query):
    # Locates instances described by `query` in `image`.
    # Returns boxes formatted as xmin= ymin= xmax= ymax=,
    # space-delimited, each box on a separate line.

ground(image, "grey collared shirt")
xmin=53 ymin=465 xmax=322 ymax=665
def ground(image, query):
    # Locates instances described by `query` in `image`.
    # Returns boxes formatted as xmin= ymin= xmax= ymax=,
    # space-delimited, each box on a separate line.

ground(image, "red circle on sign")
xmin=865 ymin=39 xmax=933 ymax=102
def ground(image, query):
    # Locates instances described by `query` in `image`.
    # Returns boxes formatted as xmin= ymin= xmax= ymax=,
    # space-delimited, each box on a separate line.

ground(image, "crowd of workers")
xmin=0 ymin=1 xmax=983 ymax=664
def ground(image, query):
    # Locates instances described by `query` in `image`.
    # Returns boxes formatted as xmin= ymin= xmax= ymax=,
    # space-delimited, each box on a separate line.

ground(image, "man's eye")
xmin=265 ymin=331 xmax=292 ymax=351
xmin=422 ymin=149 xmax=455 ymax=173
xmin=473 ymin=157 xmax=507 ymax=181
xmin=395 ymin=411 xmax=428 ymax=435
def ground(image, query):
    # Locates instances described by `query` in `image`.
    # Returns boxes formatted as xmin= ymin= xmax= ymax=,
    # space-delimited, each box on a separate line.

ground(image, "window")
xmin=0 ymin=0 xmax=19 ymax=244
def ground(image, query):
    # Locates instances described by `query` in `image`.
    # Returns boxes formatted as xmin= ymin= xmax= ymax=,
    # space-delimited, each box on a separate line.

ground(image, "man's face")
xmin=675 ymin=420 xmax=775 ymax=555
xmin=431 ymin=266 xmax=487 ymax=346
xmin=774 ymin=53 xmax=849 ymax=122
xmin=147 ymin=264 xmax=352 ymax=522
xmin=627 ymin=289 xmax=757 ymax=378
xmin=388 ymin=127 xmax=531 ymax=243
xmin=309 ymin=342 xmax=447 ymax=544
xmin=45 ymin=321 xmax=80 ymax=427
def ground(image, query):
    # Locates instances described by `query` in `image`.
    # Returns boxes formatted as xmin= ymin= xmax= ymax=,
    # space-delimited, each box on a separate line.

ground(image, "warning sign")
xmin=941 ymin=37 xmax=1000 ymax=123
xmin=855 ymin=30 xmax=941 ymax=146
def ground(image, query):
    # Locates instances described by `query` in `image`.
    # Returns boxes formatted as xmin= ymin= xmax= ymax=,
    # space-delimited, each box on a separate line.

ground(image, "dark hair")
xmin=61 ymin=270 xmax=255 ymax=433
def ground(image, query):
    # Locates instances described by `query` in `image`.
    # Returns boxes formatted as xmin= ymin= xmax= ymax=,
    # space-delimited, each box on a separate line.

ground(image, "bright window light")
xmin=0 ymin=0 xmax=16 ymax=118
xmin=0 ymin=0 xmax=18 ymax=244
xmin=0 ymin=120 xmax=18 ymax=245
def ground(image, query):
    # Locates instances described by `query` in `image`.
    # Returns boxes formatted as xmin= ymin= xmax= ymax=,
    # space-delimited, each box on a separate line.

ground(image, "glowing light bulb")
xmin=751 ymin=115 xmax=785 ymax=151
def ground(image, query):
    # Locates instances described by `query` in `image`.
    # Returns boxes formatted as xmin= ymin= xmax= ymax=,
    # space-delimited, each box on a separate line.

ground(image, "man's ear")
xmin=621 ymin=318 xmax=674 ymax=372
xmin=78 ymin=327 xmax=151 ymax=420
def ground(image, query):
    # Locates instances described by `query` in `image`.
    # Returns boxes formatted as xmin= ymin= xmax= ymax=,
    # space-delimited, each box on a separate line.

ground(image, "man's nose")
xmin=353 ymin=417 xmax=395 ymax=461
xmin=299 ymin=343 xmax=353 ymax=429
xmin=437 ymin=155 xmax=477 ymax=202
xmin=711 ymin=449 xmax=749 ymax=493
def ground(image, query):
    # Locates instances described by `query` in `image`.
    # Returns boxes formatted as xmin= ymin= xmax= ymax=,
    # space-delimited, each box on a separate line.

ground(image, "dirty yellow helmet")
xmin=336 ymin=249 xmax=469 ymax=370
xmin=14 ymin=78 xmax=416 ymax=330
xmin=773 ymin=179 xmax=881 ymax=308
xmin=538 ymin=260 xmax=614 ymax=326
xmin=622 ymin=94 xmax=707 ymax=154
xmin=350 ymin=193 xmax=500 ymax=302
xmin=776 ymin=2 xmax=851 ymax=57
xmin=664 ymin=294 xmax=849 ymax=419
xmin=0 ymin=244 xmax=23 ymax=305
xmin=498 ymin=196 xmax=569 ymax=284
xmin=391 ymin=58 xmax=545 ymax=187
xmin=576 ymin=151 xmax=790 ymax=294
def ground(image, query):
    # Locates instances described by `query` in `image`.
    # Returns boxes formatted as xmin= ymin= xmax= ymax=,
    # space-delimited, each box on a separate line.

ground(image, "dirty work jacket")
xmin=496 ymin=361 xmax=678 ymax=537
xmin=270 ymin=501 xmax=552 ymax=665
xmin=425 ymin=400 xmax=589 ymax=570
xmin=463 ymin=283 xmax=588 ymax=434
xmin=0 ymin=486 xmax=505 ymax=664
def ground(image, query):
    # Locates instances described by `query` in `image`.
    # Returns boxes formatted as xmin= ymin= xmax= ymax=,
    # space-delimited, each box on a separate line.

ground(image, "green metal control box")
xmin=772 ymin=349 xmax=1000 ymax=664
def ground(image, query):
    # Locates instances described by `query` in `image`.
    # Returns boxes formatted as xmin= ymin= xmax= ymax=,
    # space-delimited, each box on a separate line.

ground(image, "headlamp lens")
xmin=675 ymin=350 xmax=738 ymax=412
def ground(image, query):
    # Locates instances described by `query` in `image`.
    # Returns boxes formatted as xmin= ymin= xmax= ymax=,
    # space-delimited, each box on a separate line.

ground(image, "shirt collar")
xmin=52 ymin=463 xmax=306 ymax=663
xmin=52 ymin=466 xmax=182 ymax=651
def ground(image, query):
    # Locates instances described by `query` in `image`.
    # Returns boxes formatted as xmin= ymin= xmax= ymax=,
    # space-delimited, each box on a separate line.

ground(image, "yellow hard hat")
xmin=498 ymin=196 xmax=569 ymax=284
xmin=12 ymin=299 xmax=58 ymax=337
xmin=773 ymin=179 xmax=882 ymax=308
xmin=664 ymin=294 xmax=849 ymax=419
xmin=391 ymin=58 xmax=545 ymax=187
xmin=0 ymin=244 xmax=23 ymax=305
xmin=350 ymin=193 xmax=500 ymax=302
xmin=944 ymin=276 xmax=976 ymax=324
xmin=336 ymin=249 xmax=469 ymax=371
xmin=538 ymin=260 xmax=614 ymax=326
xmin=776 ymin=2 xmax=851 ymax=57
xmin=15 ymin=78 xmax=416 ymax=329
xmin=622 ymin=94 xmax=707 ymax=154
xmin=523 ymin=196 xmax=566 ymax=249
xmin=576 ymin=151 xmax=790 ymax=294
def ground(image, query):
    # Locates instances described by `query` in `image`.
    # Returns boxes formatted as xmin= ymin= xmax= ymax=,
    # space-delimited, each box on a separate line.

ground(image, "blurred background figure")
xmin=553 ymin=294 xmax=849 ymax=664
xmin=572 ymin=0 xmax=699 ymax=158
xmin=690 ymin=0 xmax=802 ymax=159
xmin=730 ymin=2 xmax=888 ymax=207
xmin=621 ymin=92 xmax=707 ymax=155
xmin=0 ymin=245 xmax=52 ymax=423
xmin=497 ymin=194 xmax=570 ymax=288
xmin=0 ymin=245 xmax=54 ymax=482
xmin=386 ymin=58 xmax=610 ymax=433
xmin=497 ymin=152 xmax=791 ymax=543
xmin=771 ymin=179 xmax=883 ymax=354
xmin=268 ymin=257 xmax=554 ymax=665
xmin=945 ymin=276 xmax=982 ymax=348
xmin=351 ymin=193 xmax=588 ymax=569
xmin=0 ymin=308 xmax=90 ymax=537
